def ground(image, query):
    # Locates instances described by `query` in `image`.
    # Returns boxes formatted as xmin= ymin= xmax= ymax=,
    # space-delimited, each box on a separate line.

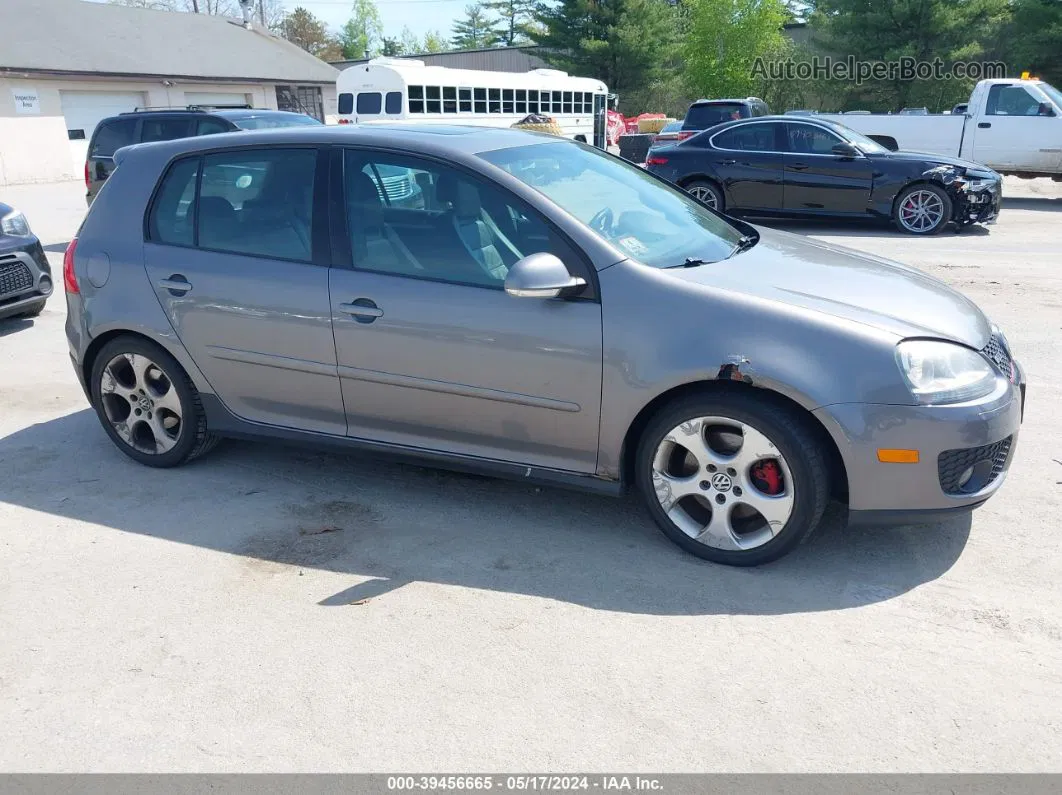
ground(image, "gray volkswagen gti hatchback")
xmin=64 ymin=125 xmax=1025 ymax=566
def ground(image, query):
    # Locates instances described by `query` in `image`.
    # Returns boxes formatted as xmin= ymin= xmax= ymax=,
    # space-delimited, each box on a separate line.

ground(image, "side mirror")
xmin=1039 ymin=102 xmax=1056 ymax=117
xmin=832 ymin=141 xmax=860 ymax=158
xmin=505 ymin=252 xmax=586 ymax=299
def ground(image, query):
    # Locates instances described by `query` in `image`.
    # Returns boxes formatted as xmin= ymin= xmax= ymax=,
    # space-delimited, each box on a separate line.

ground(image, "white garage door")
xmin=60 ymin=90 xmax=144 ymax=170
xmin=185 ymin=92 xmax=249 ymax=107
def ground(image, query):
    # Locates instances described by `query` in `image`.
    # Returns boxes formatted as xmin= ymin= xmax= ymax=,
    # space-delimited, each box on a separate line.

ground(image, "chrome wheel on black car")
xmin=894 ymin=184 xmax=952 ymax=234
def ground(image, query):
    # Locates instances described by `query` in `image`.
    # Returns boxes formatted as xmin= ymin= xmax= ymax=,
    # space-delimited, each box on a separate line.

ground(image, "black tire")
xmin=684 ymin=179 xmax=724 ymax=212
xmin=16 ymin=299 xmax=47 ymax=318
xmin=893 ymin=183 xmax=952 ymax=235
xmin=634 ymin=390 xmax=830 ymax=566
xmin=89 ymin=335 xmax=220 ymax=468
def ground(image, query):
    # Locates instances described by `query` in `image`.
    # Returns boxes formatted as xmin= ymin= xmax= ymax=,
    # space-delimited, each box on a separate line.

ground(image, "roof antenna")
xmin=237 ymin=0 xmax=254 ymax=28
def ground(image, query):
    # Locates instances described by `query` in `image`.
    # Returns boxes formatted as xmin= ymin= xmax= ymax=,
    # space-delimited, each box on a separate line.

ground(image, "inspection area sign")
xmin=11 ymin=87 xmax=40 ymax=114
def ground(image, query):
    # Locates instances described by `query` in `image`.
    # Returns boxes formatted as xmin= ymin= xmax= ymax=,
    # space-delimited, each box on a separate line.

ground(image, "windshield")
xmin=830 ymin=123 xmax=890 ymax=154
xmin=232 ymin=114 xmax=322 ymax=130
xmin=479 ymin=141 xmax=746 ymax=268
xmin=1039 ymin=82 xmax=1062 ymax=111
xmin=685 ymin=103 xmax=746 ymax=128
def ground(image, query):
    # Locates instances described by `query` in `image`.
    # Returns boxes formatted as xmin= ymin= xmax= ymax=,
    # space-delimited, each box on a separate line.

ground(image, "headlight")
xmin=895 ymin=340 xmax=998 ymax=404
xmin=1 ymin=210 xmax=31 ymax=237
xmin=961 ymin=169 xmax=997 ymax=192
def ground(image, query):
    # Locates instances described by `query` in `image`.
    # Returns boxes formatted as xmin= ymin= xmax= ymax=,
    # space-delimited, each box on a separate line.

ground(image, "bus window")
xmin=426 ymin=86 xmax=441 ymax=113
xmin=528 ymin=90 xmax=539 ymax=114
xmin=357 ymin=92 xmax=382 ymax=115
xmin=516 ymin=89 xmax=527 ymax=114
xmin=502 ymin=89 xmax=515 ymax=114
xmin=563 ymin=91 xmax=573 ymax=113
xmin=552 ymin=91 xmax=563 ymax=112
xmin=443 ymin=87 xmax=458 ymax=113
xmin=385 ymin=91 xmax=402 ymax=114
xmin=488 ymin=88 xmax=501 ymax=113
xmin=338 ymin=93 xmax=354 ymax=115
xmin=583 ymin=92 xmax=593 ymax=113
xmin=409 ymin=86 xmax=424 ymax=113
xmin=474 ymin=88 xmax=487 ymax=114
xmin=459 ymin=88 xmax=472 ymax=112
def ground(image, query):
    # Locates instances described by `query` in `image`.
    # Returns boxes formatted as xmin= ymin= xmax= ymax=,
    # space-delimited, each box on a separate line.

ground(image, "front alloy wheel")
xmin=635 ymin=392 xmax=830 ymax=566
xmin=895 ymin=185 xmax=951 ymax=234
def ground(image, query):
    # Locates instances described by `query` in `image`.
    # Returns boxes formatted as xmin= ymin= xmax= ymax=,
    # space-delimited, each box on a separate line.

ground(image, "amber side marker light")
xmin=877 ymin=449 xmax=920 ymax=464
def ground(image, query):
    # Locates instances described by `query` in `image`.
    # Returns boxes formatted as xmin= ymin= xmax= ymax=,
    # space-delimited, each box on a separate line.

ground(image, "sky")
xmin=296 ymin=0 xmax=466 ymax=41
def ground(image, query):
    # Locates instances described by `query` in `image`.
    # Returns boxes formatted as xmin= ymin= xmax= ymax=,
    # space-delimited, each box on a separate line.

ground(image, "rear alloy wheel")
xmin=685 ymin=180 xmax=724 ymax=211
xmin=89 ymin=336 xmax=219 ymax=467
xmin=635 ymin=392 xmax=830 ymax=566
xmin=894 ymin=184 xmax=951 ymax=234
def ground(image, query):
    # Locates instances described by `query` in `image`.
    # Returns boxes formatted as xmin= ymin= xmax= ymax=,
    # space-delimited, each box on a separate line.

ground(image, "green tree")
xmin=451 ymin=4 xmax=503 ymax=48
xmin=806 ymin=0 xmax=1011 ymax=111
xmin=684 ymin=0 xmax=789 ymax=103
xmin=1005 ymin=0 xmax=1062 ymax=85
xmin=533 ymin=0 xmax=679 ymax=111
xmin=339 ymin=0 xmax=384 ymax=58
xmin=280 ymin=6 xmax=342 ymax=60
xmin=484 ymin=0 xmax=538 ymax=45
xmin=421 ymin=29 xmax=451 ymax=52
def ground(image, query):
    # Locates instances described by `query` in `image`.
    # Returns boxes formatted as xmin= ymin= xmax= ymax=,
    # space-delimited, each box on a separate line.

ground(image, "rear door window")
xmin=141 ymin=117 xmax=193 ymax=143
xmin=685 ymin=103 xmax=746 ymax=128
xmin=712 ymin=123 xmax=779 ymax=151
xmin=338 ymin=92 xmax=354 ymax=114
xmin=89 ymin=118 xmax=137 ymax=158
xmin=357 ymin=92 xmax=382 ymax=115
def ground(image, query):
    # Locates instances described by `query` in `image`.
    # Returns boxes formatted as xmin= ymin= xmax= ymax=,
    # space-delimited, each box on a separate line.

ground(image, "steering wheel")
xmin=588 ymin=207 xmax=614 ymax=237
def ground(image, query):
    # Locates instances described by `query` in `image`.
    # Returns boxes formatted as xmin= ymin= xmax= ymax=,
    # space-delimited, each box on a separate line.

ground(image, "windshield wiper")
xmin=673 ymin=257 xmax=709 ymax=268
xmin=729 ymin=235 xmax=757 ymax=257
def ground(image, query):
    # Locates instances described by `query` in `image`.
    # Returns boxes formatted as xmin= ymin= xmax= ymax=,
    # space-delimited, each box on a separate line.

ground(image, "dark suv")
xmin=677 ymin=97 xmax=770 ymax=141
xmin=85 ymin=106 xmax=321 ymax=206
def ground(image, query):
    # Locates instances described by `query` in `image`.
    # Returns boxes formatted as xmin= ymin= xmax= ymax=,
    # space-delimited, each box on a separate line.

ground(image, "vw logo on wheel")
xmin=711 ymin=472 xmax=733 ymax=492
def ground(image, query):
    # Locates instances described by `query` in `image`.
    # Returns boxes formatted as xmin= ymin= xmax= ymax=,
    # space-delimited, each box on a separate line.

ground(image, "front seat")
xmin=437 ymin=176 xmax=521 ymax=282
xmin=347 ymin=171 xmax=421 ymax=275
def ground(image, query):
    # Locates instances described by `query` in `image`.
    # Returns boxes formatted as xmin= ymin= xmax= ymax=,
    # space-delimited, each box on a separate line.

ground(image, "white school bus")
xmin=337 ymin=57 xmax=610 ymax=148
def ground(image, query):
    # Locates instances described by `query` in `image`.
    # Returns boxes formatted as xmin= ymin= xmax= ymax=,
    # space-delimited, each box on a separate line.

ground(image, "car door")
xmin=782 ymin=122 xmax=875 ymax=214
xmin=328 ymin=148 xmax=604 ymax=473
xmin=143 ymin=145 xmax=346 ymax=435
xmin=703 ymin=122 xmax=784 ymax=210
xmin=969 ymin=83 xmax=1062 ymax=172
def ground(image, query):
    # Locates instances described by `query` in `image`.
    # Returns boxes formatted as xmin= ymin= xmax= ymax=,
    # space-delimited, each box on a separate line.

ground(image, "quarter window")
xmin=89 ymin=118 xmax=137 ymax=158
xmin=196 ymin=117 xmax=231 ymax=136
xmin=357 ymin=92 xmax=382 ymax=115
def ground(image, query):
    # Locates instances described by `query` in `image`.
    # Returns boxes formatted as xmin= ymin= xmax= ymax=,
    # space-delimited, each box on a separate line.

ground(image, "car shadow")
xmin=0 ymin=317 xmax=36 ymax=337
xmin=755 ymin=216 xmax=992 ymax=239
xmin=0 ymin=409 xmax=972 ymax=616
xmin=1002 ymin=196 xmax=1062 ymax=213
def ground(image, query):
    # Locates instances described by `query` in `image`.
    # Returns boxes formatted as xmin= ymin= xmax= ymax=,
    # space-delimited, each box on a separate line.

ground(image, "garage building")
xmin=1 ymin=0 xmax=339 ymax=186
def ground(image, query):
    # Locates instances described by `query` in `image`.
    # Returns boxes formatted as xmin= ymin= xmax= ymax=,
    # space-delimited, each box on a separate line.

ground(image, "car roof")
xmin=113 ymin=124 xmax=565 ymax=165
xmin=210 ymin=109 xmax=314 ymax=120
xmin=690 ymin=98 xmax=761 ymax=106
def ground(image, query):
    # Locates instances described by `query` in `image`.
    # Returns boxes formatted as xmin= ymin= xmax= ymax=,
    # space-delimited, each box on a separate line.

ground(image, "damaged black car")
xmin=645 ymin=116 xmax=1001 ymax=234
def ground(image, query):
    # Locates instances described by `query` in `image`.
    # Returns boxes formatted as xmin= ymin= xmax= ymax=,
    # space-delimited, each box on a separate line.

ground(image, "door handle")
xmin=339 ymin=298 xmax=384 ymax=323
xmin=158 ymin=275 xmax=192 ymax=295
xmin=978 ymin=122 xmax=992 ymax=129
xmin=719 ymin=158 xmax=737 ymax=166
xmin=788 ymin=163 xmax=809 ymax=171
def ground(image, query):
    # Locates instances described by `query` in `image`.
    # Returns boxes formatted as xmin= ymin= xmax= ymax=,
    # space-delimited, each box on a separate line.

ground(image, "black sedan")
xmin=0 ymin=202 xmax=52 ymax=320
xmin=645 ymin=116 xmax=1001 ymax=234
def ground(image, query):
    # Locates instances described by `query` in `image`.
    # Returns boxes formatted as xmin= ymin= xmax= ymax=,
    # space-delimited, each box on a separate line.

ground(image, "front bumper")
xmin=814 ymin=361 xmax=1024 ymax=523
xmin=952 ymin=180 xmax=1001 ymax=226
xmin=0 ymin=240 xmax=53 ymax=319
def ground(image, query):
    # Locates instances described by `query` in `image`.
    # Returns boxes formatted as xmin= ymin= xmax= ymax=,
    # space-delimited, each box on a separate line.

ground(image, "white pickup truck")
xmin=818 ymin=78 xmax=1062 ymax=179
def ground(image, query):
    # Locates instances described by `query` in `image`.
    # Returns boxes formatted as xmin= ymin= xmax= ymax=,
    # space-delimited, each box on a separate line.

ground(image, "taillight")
xmin=84 ymin=161 xmax=90 ymax=189
xmin=338 ymin=118 xmax=351 ymax=125
xmin=63 ymin=238 xmax=79 ymax=294
xmin=646 ymin=155 xmax=669 ymax=166
xmin=677 ymin=131 xmax=695 ymax=141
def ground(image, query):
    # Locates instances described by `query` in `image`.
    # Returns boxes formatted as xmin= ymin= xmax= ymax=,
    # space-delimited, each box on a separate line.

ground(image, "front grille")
xmin=0 ymin=257 xmax=34 ymax=299
xmin=981 ymin=333 xmax=1014 ymax=381
xmin=938 ymin=436 xmax=1013 ymax=495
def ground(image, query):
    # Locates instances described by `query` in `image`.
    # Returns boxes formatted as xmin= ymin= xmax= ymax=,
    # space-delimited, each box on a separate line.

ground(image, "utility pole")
xmin=259 ymin=0 xmax=266 ymax=26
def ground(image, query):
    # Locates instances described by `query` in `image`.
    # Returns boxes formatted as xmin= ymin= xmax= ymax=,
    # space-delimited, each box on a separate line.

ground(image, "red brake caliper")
xmin=750 ymin=460 xmax=784 ymax=495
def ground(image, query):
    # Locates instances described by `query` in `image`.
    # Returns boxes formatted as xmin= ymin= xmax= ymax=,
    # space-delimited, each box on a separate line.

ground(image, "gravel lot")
xmin=1 ymin=177 xmax=1060 ymax=772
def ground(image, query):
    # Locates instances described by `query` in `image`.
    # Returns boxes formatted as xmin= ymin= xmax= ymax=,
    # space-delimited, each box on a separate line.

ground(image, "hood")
xmin=881 ymin=149 xmax=997 ymax=173
xmin=664 ymin=226 xmax=992 ymax=347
